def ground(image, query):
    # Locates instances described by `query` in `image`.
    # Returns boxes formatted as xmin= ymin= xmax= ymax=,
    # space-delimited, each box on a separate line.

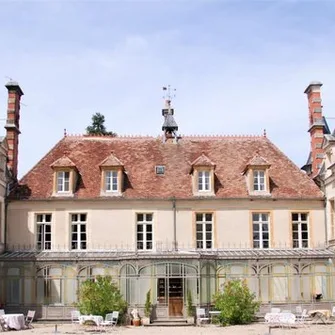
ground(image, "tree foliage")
xmin=213 ymin=279 xmax=260 ymax=326
xmin=86 ymin=112 xmax=116 ymax=136
xmin=77 ymin=275 xmax=127 ymax=319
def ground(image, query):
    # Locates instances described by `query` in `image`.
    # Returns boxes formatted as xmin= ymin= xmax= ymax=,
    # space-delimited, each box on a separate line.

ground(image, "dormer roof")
xmin=99 ymin=153 xmax=123 ymax=168
xmin=50 ymin=155 xmax=76 ymax=168
xmin=242 ymin=152 xmax=271 ymax=175
xmin=191 ymin=153 xmax=215 ymax=167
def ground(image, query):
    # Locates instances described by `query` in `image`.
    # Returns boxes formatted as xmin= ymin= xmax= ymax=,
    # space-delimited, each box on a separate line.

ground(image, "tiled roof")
xmin=14 ymin=135 xmax=323 ymax=200
xmin=99 ymin=153 xmax=123 ymax=167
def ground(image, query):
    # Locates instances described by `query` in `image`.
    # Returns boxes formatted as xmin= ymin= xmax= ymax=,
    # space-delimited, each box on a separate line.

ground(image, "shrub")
xmin=213 ymin=279 xmax=260 ymax=326
xmin=144 ymin=289 xmax=152 ymax=317
xmin=186 ymin=290 xmax=194 ymax=317
xmin=77 ymin=275 xmax=127 ymax=319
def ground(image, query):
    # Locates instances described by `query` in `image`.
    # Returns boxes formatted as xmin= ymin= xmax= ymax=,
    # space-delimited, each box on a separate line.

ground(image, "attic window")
xmin=155 ymin=165 xmax=165 ymax=175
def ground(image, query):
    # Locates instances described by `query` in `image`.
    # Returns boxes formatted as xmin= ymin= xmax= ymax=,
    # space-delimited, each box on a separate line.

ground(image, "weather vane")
xmin=162 ymin=85 xmax=176 ymax=102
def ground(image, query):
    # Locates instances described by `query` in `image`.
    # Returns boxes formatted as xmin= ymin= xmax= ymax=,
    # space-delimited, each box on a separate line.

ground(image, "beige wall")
xmin=6 ymin=198 xmax=325 ymax=250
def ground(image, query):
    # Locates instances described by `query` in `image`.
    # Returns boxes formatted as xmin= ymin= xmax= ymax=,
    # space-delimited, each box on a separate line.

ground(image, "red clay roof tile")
xmin=15 ymin=135 xmax=323 ymax=200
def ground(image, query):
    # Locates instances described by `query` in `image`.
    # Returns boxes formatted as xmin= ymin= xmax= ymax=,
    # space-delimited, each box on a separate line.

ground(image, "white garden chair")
xmin=196 ymin=308 xmax=209 ymax=326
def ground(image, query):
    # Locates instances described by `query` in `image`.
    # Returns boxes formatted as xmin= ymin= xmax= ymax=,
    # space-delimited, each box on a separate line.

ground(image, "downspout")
xmin=172 ymin=197 xmax=177 ymax=251
xmin=320 ymin=179 xmax=328 ymax=247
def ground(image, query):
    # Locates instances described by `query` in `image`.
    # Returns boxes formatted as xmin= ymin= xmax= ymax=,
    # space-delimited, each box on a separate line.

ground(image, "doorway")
xmin=157 ymin=277 xmax=184 ymax=317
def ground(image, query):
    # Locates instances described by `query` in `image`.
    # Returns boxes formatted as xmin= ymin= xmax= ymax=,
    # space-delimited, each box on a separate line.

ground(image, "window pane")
xmin=301 ymin=213 xmax=307 ymax=221
xmin=252 ymin=213 xmax=259 ymax=221
xmin=137 ymin=214 xmax=144 ymax=222
xmin=263 ymin=240 xmax=269 ymax=248
xmin=196 ymin=213 xmax=202 ymax=222
xmin=137 ymin=225 xmax=143 ymax=232
xmin=205 ymin=224 xmax=212 ymax=231
xmin=253 ymin=241 xmax=260 ymax=248
xmin=292 ymin=213 xmax=298 ymax=221
xmin=80 ymin=214 xmax=86 ymax=221
xmin=146 ymin=214 xmax=153 ymax=221
xmin=205 ymin=213 xmax=212 ymax=221
xmin=253 ymin=224 xmax=259 ymax=232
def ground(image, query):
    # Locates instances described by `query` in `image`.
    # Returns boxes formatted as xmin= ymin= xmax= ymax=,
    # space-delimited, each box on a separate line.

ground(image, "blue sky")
xmin=1 ymin=0 xmax=335 ymax=178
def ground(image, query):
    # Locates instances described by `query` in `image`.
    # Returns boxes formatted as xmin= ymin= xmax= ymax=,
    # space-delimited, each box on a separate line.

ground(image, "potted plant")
xmin=142 ymin=289 xmax=152 ymax=325
xmin=131 ymin=308 xmax=141 ymax=326
xmin=186 ymin=290 xmax=195 ymax=324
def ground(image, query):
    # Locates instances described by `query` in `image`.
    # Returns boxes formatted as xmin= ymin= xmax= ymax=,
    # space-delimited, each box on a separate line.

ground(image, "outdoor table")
xmin=2 ymin=313 xmax=25 ymax=330
xmin=79 ymin=314 xmax=103 ymax=326
xmin=308 ymin=309 xmax=331 ymax=324
xmin=265 ymin=312 xmax=296 ymax=327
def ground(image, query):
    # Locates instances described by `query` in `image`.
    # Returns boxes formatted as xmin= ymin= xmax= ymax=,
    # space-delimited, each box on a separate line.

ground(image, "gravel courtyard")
xmin=8 ymin=323 xmax=335 ymax=335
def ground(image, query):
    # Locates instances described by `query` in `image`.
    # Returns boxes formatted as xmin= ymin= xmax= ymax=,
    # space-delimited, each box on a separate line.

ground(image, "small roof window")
xmin=155 ymin=165 xmax=165 ymax=175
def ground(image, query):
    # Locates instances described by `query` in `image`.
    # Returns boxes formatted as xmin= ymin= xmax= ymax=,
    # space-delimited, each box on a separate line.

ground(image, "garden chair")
xmin=0 ymin=310 xmax=4 ymax=316
xmin=296 ymin=309 xmax=308 ymax=327
xmin=71 ymin=310 xmax=81 ymax=324
xmin=0 ymin=316 xmax=8 ymax=331
xmin=196 ymin=308 xmax=209 ymax=326
xmin=100 ymin=311 xmax=119 ymax=331
xmin=331 ymin=306 xmax=335 ymax=320
xmin=25 ymin=310 xmax=35 ymax=329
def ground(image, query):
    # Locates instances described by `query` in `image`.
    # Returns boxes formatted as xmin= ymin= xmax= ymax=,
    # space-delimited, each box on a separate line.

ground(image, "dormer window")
xmin=198 ymin=170 xmax=210 ymax=191
xmin=191 ymin=153 xmax=215 ymax=196
xmin=99 ymin=153 xmax=124 ymax=196
xmin=243 ymin=152 xmax=271 ymax=196
xmin=51 ymin=156 xmax=77 ymax=197
xmin=105 ymin=170 xmax=118 ymax=192
xmin=253 ymin=170 xmax=265 ymax=191
xmin=57 ymin=171 xmax=70 ymax=192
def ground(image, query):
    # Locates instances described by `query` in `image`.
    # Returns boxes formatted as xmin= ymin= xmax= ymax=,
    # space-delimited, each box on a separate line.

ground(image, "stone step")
xmin=148 ymin=318 xmax=193 ymax=327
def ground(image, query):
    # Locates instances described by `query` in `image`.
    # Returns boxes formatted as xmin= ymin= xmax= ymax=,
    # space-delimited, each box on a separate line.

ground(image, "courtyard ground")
xmin=9 ymin=322 xmax=335 ymax=335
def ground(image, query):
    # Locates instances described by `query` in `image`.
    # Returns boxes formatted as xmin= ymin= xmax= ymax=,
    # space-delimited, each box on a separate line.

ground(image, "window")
xmin=198 ymin=171 xmax=210 ymax=191
xmin=292 ymin=213 xmax=309 ymax=248
xmin=105 ymin=170 xmax=118 ymax=192
xmin=37 ymin=214 xmax=52 ymax=250
xmin=253 ymin=170 xmax=265 ymax=191
xmin=137 ymin=213 xmax=153 ymax=250
xmin=57 ymin=171 xmax=70 ymax=192
xmin=252 ymin=213 xmax=269 ymax=248
xmin=155 ymin=165 xmax=165 ymax=175
xmin=37 ymin=267 xmax=62 ymax=305
xmin=196 ymin=213 xmax=213 ymax=249
xmin=71 ymin=213 xmax=87 ymax=250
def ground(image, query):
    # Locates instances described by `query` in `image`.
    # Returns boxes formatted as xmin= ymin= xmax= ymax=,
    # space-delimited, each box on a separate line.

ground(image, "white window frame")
xmin=196 ymin=213 xmax=213 ymax=250
xmin=71 ymin=213 xmax=87 ymax=250
xmin=36 ymin=214 xmax=52 ymax=250
xmin=292 ymin=213 xmax=309 ymax=248
xmin=253 ymin=170 xmax=265 ymax=191
xmin=198 ymin=170 xmax=210 ymax=192
xmin=105 ymin=170 xmax=118 ymax=192
xmin=136 ymin=213 xmax=153 ymax=251
xmin=252 ymin=213 xmax=270 ymax=249
xmin=57 ymin=171 xmax=70 ymax=193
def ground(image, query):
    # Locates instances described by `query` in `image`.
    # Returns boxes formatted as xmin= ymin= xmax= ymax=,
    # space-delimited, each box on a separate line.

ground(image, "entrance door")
xmin=168 ymin=278 xmax=183 ymax=317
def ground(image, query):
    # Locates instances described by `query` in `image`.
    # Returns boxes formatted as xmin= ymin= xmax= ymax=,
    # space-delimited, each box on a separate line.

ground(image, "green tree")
xmin=86 ymin=112 xmax=116 ymax=136
xmin=213 ymin=279 xmax=260 ymax=326
xmin=77 ymin=275 xmax=127 ymax=319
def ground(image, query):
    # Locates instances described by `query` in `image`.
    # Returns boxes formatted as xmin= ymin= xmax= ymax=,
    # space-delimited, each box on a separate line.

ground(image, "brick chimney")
xmin=5 ymin=81 xmax=23 ymax=179
xmin=304 ymin=81 xmax=324 ymax=177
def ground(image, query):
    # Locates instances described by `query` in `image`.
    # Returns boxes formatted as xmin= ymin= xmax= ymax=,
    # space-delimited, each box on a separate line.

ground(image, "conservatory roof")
xmin=0 ymin=248 xmax=333 ymax=262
